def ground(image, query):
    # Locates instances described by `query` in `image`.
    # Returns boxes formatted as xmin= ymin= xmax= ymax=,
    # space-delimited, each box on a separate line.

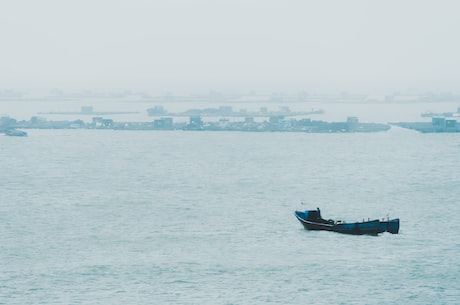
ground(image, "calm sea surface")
xmin=1 ymin=104 xmax=460 ymax=304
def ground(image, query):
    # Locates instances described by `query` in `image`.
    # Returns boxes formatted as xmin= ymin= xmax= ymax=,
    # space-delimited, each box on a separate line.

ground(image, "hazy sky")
xmin=1 ymin=0 xmax=459 ymax=94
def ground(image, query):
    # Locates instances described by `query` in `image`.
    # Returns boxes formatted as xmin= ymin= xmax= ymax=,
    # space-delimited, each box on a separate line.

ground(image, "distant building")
xmin=346 ymin=117 xmax=359 ymax=131
xmin=190 ymin=116 xmax=202 ymax=126
xmin=0 ymin=116 xmax=17 ymax=129
xmin=432 ymin=117 xmax=446 ymax=127
xmin=445 ymin=119 xmax=457 ymax=128
xmin=269 ymin=115 xmax=285 ymax=130
xmin=431 ymin=117 xmax=457 ymax=128
xmin=147 ymin=106 xmax=167 ymax=116
xmin=184 ymin=116 xmax=203 ymax=130
xmin=30 ymin=116 xmax=46 ymax=125
xmin=92 ymin=117 xmax=113 ymax=128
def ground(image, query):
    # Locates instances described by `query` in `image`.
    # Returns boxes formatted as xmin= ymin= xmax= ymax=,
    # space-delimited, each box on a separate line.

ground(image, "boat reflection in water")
xmin=294 ymin=208 xmax=399 ymax=235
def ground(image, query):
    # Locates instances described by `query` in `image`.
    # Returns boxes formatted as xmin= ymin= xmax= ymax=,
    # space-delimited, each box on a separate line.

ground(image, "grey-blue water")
xmin=1 ymin=128 xmax=459 ymax=304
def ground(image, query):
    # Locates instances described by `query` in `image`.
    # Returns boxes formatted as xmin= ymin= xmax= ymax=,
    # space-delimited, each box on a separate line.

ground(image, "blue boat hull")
xmin=295 ymin=210 xmax=385 ymax=235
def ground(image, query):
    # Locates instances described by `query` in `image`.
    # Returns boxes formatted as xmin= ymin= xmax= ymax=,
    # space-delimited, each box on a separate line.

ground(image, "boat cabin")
xmin=304 ymin=208 xmax=331 ymax=224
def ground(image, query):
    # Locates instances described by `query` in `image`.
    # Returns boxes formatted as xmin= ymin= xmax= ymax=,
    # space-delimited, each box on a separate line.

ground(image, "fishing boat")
xmin=4 ymin=129 xmax=27 ymax=137
xmin=294 ymin=208 xmax=385 ymax=235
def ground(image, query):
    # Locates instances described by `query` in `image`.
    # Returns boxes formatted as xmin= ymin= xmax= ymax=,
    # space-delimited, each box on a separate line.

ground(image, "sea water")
xmin=1 ymin=125 xmax=460 ymax=304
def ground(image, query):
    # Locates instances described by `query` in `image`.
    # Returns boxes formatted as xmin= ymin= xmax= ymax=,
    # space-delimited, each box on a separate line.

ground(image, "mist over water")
xmin=2 ymin=1 xmax=460 ymax=93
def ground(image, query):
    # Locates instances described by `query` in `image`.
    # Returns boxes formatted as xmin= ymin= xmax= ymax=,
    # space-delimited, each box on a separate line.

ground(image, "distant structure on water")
xmin=393 ymin=108 xmax=460 ymax=133
xmin=146 ymin=105 xmax=324 ymax=118
xmin=392 ymin=117 xmax=460 ymax=133
xmin=1 ymin=115 xmax=390 ymax=133
xmin=421 ymin=106 xmax=460 ymax=118
xmin=39 ymin=106 xmax=139 ymax=116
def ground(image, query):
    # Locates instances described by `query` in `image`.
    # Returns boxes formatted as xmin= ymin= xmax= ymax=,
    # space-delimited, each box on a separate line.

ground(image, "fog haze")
xmin=1 ymin=0 xmax=459 ymax=94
